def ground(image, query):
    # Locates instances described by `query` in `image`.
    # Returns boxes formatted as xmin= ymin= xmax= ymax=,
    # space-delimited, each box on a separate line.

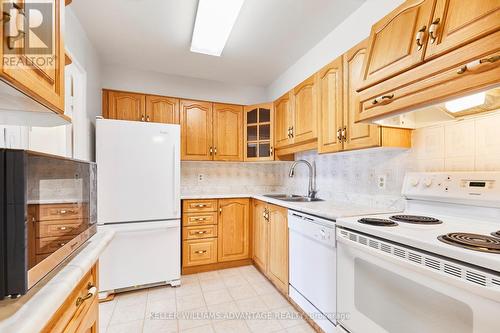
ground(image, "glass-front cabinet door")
xmin=244 ymin=103 xmax=274 ymax=161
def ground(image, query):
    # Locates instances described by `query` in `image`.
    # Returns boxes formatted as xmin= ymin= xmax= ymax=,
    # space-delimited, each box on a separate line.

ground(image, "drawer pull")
xmin=372 ymin=94 xmax=394 ymax=105
xmin=195 ymin=250 xmax=207 ymax=254
xmin=58 ymin=209 xmax=75 ymax=215
xmin=195 ymin=204 xmax=206 ymax=208
xmin=429 ymin=18 xmax=440 ymax=44
xmin=195 ymin=231 xmax=208 ymax=235
xmin=194 ymin=218 xmax=206 ymax=221
xmin=415 ymin=25 xmax=426 ymax=51
xmin=58 ymin=226 xmax=68 ymax=231
xmin=457 ymin=55 xmax=500 ymax=74
xmin=59 ymin=242 xmax=67 ymax=247
xmin=76 ymin=284 xmax=97 ymax=307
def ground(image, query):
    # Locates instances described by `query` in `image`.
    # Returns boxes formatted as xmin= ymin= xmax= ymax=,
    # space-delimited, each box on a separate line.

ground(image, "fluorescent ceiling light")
xmin=445 ymin=92 xmax=486 ymax=113
xmin=190 ymin=0 xmax=245 ymax=56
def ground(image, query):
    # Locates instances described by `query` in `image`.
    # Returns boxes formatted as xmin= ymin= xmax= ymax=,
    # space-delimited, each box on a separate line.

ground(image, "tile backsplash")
xmin=182 ymin=111 xmax=500 ymax=209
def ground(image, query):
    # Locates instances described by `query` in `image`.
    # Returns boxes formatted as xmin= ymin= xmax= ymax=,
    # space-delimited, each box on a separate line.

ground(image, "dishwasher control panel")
xmin=288 ymin=210 xmax=336 ymax=247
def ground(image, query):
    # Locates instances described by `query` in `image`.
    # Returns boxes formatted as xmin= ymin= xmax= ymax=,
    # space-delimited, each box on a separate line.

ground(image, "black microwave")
xmin=0 ymin=149 xmax=97 ymax=299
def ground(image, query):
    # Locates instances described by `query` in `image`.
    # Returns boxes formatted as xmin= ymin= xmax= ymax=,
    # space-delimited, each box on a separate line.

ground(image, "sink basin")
xmin=263 ymin=194 xmax=323 ymax=202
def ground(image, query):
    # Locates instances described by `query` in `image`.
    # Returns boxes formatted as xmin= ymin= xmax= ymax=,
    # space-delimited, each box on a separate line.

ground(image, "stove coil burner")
xmin=390 ymin=215 xmax=442 ymax=225
xmin=438 ymin=233 xmax=500 ymax=254
xmin=358 ymin=218 xmax=398 ymax=227
xmin=492 ymin=231 xmax=500 ymax=239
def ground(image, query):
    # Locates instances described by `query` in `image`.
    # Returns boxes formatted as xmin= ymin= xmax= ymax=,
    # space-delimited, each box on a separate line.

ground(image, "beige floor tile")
xmin=176 ymin=282 xmax=203 ymax=297
xmin=222 ymin=274 xmax=248 ymax=288
xmin=115 ymin=289 xmax=148 ymax=307
xmin=212 ymin=319 xmax=251 ymax=333
xmin=110 ymin=302 xmax=146 ymax=325
xmin=246 ymin=317 xmax=283 ymax=333
xmin=250 ymin=280 xmax=278 ymax=296
xmin=242 ymin=271 xmax=267 ymax=284
xmin=181 ymin=274 xmax=199 ymax=284
xmin=142 ymin=317 xmax=178 ymax=333
xmin=218 ymin=267 xmax=243 ymax=278
xmin=180 ymin=323 xmax=215 ymax=333
xmin=146 ymin=298 xmax=177 ymax=319
xmin=107 ymin=319 xmax=143 ymax=333
xmin=203 ymin=288 xmax=233 ymax=306
xmin=235 ymin=296 xmax=269 ymax=313
xmin=197 ymin=270 xmax=220 ymax=281
xmin=200 ymin=277 xmax=226 ymax=292
xmin=228 ymin=284 xmax=257 ymax=300
xmin=271 ymin=306 xmax=305 ymax=329
xmin=99 ymin=300 xmax=116 ymax=333
xmin=206 ymin=301 xmax=240 ymax=322
xmin=147 ymin=286 xmax=176 ymax=302
xmin=285 ymin=323 xmax=316 ymax=333
xmin=177 ymin=306 xmax=211 ymax=331
xmin=260 ymin=292 xmax=290 ymax=310
xmin=238 ymin=265 xmax=258 ymax=274
xmin=177 ymin=293 xmax=206 ymax=311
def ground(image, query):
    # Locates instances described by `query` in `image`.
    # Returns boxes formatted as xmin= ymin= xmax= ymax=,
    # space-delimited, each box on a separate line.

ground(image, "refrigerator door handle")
xmin=173 ymin=144 xmax=179 ymax=216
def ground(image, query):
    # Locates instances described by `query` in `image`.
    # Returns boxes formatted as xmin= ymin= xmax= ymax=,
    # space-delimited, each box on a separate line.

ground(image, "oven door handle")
xmin=337 ymin=236 xmax=500 ymax=302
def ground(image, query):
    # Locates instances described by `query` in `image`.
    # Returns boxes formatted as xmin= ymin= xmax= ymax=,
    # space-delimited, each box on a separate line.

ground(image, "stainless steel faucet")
xmin=288 ymin=160 xmax=317 ymax=199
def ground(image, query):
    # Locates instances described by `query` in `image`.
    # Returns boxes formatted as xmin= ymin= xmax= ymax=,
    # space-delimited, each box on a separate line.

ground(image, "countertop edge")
xmin=0 ymin=230 xmax=115 ymax=333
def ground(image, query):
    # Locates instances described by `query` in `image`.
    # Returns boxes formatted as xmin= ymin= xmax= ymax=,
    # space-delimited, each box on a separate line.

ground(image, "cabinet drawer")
xmin=36 ymin=219 xmax=87 ymax=238
xmin=183 ymin=200 xmax=218 ymax=213
xmin=183 ymin=238 xmax=218 ymax=267
xmin=36 ymin=235 xmax=75 ymax=255
xmin=183 ymin=225 xmax=218 ymax=240
xmin=42 ymin=264 xmax=98 ymax=333
xmin=182 ymin=212 xmax=218 ymax=226
xmin=29 ymin=203 xmax=87 ymax=221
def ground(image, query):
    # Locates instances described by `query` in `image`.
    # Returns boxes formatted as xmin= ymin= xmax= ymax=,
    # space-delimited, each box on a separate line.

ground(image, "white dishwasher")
xmin=288 ymin=210 xmax=337 ymax=333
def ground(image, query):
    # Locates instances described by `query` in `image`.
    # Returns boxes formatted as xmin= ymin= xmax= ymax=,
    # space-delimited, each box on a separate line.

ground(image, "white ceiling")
xmin=72 ymin=0 xmax=365 ymax=86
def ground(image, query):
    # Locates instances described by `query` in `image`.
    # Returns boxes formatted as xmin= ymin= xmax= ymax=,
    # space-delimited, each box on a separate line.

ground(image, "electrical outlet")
xmin=377 ymin=175 xmax=387 ymax=189
xmin=197 ymin=174 xmax=205 ymax=182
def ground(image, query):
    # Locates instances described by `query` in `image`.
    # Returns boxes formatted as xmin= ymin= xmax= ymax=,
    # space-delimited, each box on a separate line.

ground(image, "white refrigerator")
xmin=96 ymin=118 xmax=181 ymax=295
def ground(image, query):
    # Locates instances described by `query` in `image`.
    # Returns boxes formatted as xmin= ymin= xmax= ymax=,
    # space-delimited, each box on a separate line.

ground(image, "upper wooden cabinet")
xmin=217 ymin=199 xmax=250 ymax=262
xmin=274 ymin=92 xmax=293 ymax=148
xmin=105 ymin=91 xmax=145 ymax=121
xmin=292 ymin=74 xmax=318 ymax=144
xmin=424 ymin=0 xmax=500 ymax=59
xmin=244 ymin=104 xmax=274 ymax=161
xmin=145 ymin=96 xmax=179 ymax=124
xmin=360 ymin=0 xmax=435 ymax=89
xmin=180 ymin=100 xmax=213 ymax=161
xmin=213 ymin=103 xmax=243 ymax=161
xmin=318 ymin=56 xmax=343 ymax=154
xmin=1 ymin=0 xmax=66 ymax=114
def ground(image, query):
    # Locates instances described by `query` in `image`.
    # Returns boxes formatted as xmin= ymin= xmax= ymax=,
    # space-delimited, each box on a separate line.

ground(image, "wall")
xmin=266 ymin=0 xmax=405 ymax=100
xmin=65 ymin=7 xmax=103 ymax=161
xmin=102 ymin=65 xmax=268 ymax=105
xmin=280 ymin=111 xmax=500 ymax=209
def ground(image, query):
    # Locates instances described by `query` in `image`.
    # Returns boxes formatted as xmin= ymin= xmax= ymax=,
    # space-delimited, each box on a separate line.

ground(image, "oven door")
xmin=337 ymin=228 xmax=500 ymax=333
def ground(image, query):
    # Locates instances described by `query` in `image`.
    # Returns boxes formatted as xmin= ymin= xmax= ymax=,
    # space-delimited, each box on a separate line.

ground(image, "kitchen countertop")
xmin=181 ymin=193 xmax=396 ymax=220
xmin=0 ymin=230 xmax=115 ymax=333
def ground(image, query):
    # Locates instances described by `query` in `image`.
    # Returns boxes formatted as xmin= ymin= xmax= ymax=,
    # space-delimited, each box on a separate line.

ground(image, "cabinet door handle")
xmin=146 ymin=115 xmax=150 ymax=122
xmin=457 ymin=55 xmax=500 ymax=74
xmin=372 ymin=94 xmax=395 ymax=105
xmin=415 ymin=25 xmax=426 ymax=51
xmin=209 ymin=147 xmax=213 ymax=155
xmin=214 ymin=147 xmax=217 ymax=155
xmin=76 ymin=284 xmax=97 ymax=307
xmin=219 ymin=208 xmax=222 ymax=214
xmin=336 ymin=128 xmax=342 ymax=142
xmin=195 ymin=250 xmax=207 ymax=254
xmin=290 ymin=126 xmax=294 ymax=138
xmin=287 ymin=127 xmax=291 ymax=138
xmin=141 ymin=115 xmax=145 ymax=121
xmin=429 ymin=18 xmax=440 ymax=44
xmin=270 ymin=146 xmax=274 ymax=155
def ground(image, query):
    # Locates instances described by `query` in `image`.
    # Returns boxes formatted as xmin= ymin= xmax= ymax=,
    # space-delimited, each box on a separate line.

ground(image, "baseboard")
xmin=181 ymin=258 xmax=253 ymax=275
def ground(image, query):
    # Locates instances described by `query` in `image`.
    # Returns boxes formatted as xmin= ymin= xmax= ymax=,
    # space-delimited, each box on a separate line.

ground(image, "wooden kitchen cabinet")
xmin=213 ymin=103 xmax=244 ymax=161
xmin=424 ymin=0 xmax=500 ymax=59
xmin=292 ymin=74 xmax=318 ymax=144
xmin=218 ymin=198 xmax=250 ymax=262
xmin=274 ymin=92 xmax=294 ymax=148
xmin=360 ymin=0 xmax=435 ymax=89
xmin=42 ymin=263 xmax=98 ymax=333
xmin=252 ymin=200 xmax=269 ymax=272
xmin=180 ymin=99 xmax=213 ymax=161
xmin=268 ymin=204 xmax=288 ymax=294
xmin=145 ymin=95 xmax=179 ymax=124
xmin=0 ymin=0 xmax=66 ymax=115
xmin=244 ymin=103 xmax=274 ymax=161
xmin=252 ymin=200 xmax=288 ymax=294
xmin=318 ymin=56 xmax=343 ymax=154
xmin=104 ymin=90 xmax=145 ymax=121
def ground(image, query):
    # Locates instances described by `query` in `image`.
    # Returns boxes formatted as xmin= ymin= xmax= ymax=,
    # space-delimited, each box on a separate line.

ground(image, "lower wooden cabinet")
xmin=42 ymin=263 xmax=99 ymax=333
xmin=183 ymin=238 xmax=218 ymax=267
xmin=218 ymin=198 xmax=250 ymax=262
xmin=252 ymin=200 xmax=289 ymax=294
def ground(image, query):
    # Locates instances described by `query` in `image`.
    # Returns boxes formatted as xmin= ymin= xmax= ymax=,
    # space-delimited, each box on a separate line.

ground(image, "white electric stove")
xmin=336 ymin=172 xmax=500 ymax=333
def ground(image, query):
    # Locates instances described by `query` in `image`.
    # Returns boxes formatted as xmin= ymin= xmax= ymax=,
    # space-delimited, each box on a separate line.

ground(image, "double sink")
xmin=263 ymin=194 xmax=323 ymax=202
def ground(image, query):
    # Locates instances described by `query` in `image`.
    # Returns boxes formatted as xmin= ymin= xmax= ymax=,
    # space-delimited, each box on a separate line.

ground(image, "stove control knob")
xmin=410 ymin=178 xmax=420 ymax=187
xmin=424 ymin=179 xmax=433 ymax=187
